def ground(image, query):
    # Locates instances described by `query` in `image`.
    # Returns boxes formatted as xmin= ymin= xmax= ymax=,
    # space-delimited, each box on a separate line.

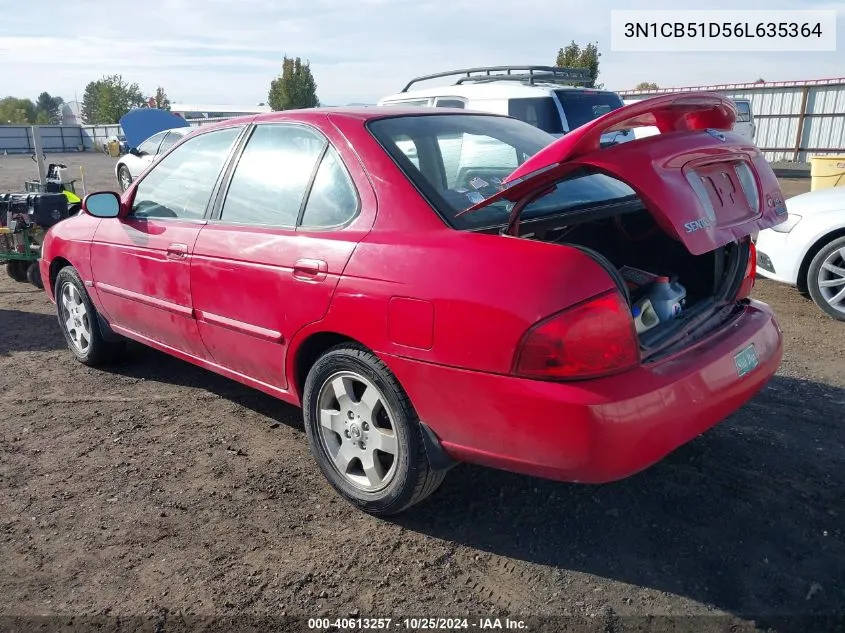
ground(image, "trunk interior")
xmin=522 ymin=206 xmax=750 ymax=357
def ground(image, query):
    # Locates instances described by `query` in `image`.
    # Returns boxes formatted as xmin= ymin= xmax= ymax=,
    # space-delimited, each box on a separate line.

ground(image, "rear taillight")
xmin=737 ymin=239 xmax=757 ymax=300
xmin=513 ymin=290 xmax=640 ymax=381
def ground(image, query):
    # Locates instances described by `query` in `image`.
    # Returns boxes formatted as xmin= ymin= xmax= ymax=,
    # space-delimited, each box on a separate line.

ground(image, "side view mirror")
xmin=83 ymin=192 xmax=123 ymax=218
xmin=129 ymin=147 xmax=142 ymax=157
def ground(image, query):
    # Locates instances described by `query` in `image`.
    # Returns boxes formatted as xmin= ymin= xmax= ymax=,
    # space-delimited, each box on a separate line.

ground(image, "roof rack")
xmin=400 ymin=65 xmax=592 ymax=92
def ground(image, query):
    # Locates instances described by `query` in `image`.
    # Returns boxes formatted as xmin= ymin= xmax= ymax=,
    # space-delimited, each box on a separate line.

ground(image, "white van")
xmin=622 ymin=96 xmax=755 ymax=143
xmin=731 ymin=98 xmax=756 ymax=142
xmin=378 ymin=66 xmax=635 ymax=147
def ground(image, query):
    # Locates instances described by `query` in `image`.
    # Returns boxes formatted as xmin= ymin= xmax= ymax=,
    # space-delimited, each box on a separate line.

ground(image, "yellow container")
xmin=810 ymin=155 xmax=845 ymax=191
xmin=107 ymin=139 xmax=120 ymax=157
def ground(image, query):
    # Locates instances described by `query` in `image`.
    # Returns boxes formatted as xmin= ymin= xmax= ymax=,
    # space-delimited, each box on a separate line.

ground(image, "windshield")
xmin=367 ymin=113 xmax=637 ymax=230
xmin=554 ymin=90 xmax=624 ymax=130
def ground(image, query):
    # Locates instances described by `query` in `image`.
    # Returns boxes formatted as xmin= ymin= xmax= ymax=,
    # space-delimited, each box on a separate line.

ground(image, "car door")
xmin=90 ymin=125 xmax=245 ymax=358
xmin=190 ymin=121 xmax=370 ymax=390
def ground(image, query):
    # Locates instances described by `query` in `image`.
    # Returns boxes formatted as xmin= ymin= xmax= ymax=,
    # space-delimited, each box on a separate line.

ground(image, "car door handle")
xmin=166 ymin=243 xmax=188 ymax=260
xmin=293 ymin=258 xmax=328 ymax=281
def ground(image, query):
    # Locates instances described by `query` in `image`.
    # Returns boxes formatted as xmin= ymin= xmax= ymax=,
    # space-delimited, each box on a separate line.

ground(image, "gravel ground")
xmin=0 ymin=154 xmax=843 ymax=633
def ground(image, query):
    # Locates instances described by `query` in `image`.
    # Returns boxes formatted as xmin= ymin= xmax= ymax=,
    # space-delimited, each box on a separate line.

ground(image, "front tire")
xmin=55 ymin=267 xmax=125 ymax=365
xmin=807 ymin=236 xmax=845 ymax=322
xmin=302 ymin=344 xmax=446 ymax=515
xmin=117 ymin=165 xmax=133 ymax=192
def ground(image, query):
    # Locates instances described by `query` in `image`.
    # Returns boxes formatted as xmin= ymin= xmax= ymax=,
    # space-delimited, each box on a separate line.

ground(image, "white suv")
xmin=378 ymin=66 xmax=634 ymax=146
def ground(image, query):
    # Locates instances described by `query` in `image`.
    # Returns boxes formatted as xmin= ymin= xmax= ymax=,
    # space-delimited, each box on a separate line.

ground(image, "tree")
xmin=81 ymin=75 xmax=145 ymax=124
xmin=153 ymin=86 xmax=171 ymax=110
xmin=754 ymin=78 xmax=766 ymax=84
xmin=0 ymin=97 xmax=36 ymax=124
xmin=555 ymin=41 xmax=602 ymax=88
xmin=635 ymin=81 xmax=659 ymax=90
xmin=268 ymin=56 xmax=320 ymax=111
xmin=35 ymin=92 xmax=64 ymax=124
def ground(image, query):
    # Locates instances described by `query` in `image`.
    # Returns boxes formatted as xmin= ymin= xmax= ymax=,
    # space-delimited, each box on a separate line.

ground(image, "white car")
xmin=755 ymin=186 xmax=845 ymax=320
xmin=114 ymin=127 xmax=191 ymax=191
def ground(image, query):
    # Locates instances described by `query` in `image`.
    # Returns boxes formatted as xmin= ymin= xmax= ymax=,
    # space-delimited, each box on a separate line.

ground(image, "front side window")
xmin=219 ymin=124 xmax=327 ymax=227
xmin=131 ymin=127 xmax=241 ymax=220
xmin=368 ymin=114 xmax=636 ymax=230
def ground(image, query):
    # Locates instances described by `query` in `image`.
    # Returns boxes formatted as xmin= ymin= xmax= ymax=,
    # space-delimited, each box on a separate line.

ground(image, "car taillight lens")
xmin=737 ymin=239 xmax=757 ymax=300
xmin=513 ymin=290 xmax=640 ymax=381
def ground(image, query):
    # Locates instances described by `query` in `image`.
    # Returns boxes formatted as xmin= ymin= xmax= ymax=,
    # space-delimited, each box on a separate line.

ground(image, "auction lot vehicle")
xmin=115 ymin=108 xmax=192 ymax=191
xmin=378 ymin=65 xmax=635 ymax=147
xmin=755 ymin=185 xmax=845 ymax=321
xmin=39 ymin=94 xmax=785 ymax=515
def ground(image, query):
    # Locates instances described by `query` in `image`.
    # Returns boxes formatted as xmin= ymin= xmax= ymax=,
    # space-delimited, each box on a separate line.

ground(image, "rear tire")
xmin=807 ymin=236 xmax=845 ymax=322
xmin=26 ymin=262 xmax=43 ymax=289
xmin=302 ymin=343 xmax=446 ymax=516
xmin=55 ymin=266 xmax=125 ymax=365
xmin=6 ymin=260 xmax=28 ymax=282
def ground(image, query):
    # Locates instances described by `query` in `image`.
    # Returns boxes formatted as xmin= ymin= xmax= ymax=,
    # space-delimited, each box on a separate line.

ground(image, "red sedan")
xmin=39 ymin=93 xmax=785 ymax=515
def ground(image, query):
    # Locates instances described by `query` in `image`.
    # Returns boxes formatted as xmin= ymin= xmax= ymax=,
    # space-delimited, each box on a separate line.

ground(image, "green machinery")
xmin=1 ymin=154 xmax=81 ymax=289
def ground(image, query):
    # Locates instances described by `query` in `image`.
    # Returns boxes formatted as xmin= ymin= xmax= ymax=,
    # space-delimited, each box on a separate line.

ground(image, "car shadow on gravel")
xmin=397 ymin=375 xmax=845 ymax=629
xmin=101 ymin=342 xmax=304 ymax=431
xmin=0 ymin=308 xmax=66 ymax=354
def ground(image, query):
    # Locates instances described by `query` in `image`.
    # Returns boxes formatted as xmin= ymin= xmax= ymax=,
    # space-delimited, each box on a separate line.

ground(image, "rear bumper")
xmin=383 ymin=300 xmax=782 ymax=483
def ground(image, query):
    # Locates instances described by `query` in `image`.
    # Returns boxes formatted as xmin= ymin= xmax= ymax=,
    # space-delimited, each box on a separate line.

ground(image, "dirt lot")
xmin=1 ymin=154 xmax=843 ymax=632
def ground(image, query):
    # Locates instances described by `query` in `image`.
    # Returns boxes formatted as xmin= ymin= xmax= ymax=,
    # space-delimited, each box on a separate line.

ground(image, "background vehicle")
xmin=115 ymin=108 xmax=192 ymax=191
xmin=39 ymin=95 xmax=784 ymax=516
xmin=378 ymin=65 xmax=634 ymax=146
xmin=732 ymin=98 xmax=756 ymax=142
xmin=114 ymin=127 xmax=191 ymax=191
xmin=755 ymin=186 xmax=845 ymax=320
xmin=622 ymin=96 xmax=755 ymax=143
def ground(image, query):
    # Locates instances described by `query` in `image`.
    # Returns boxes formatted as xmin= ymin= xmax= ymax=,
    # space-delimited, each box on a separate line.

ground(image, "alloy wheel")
xmin=316 ymin=371 xmax=399 ymax=492
xmin=60 ymin=283 xmax=92 ymax=355
xmin=817 ymin=246 xmax=845 ymax=316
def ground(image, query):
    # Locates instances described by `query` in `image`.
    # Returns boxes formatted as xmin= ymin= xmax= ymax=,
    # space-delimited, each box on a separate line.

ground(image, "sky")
xmin=0 ymin=0 xmax=843 ymax=107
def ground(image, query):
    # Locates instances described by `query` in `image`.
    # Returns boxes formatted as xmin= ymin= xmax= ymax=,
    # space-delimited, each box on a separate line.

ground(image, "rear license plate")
xmin=734 ymin=344 xmax=759 ymax=377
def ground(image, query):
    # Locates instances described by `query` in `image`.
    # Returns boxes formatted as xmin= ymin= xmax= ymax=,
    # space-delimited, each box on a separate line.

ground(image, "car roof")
xmin=187 ymin=106 xmax=512 ymax=133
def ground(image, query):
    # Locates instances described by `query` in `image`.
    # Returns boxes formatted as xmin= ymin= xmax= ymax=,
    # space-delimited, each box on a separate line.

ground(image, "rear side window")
xmin=735 ymin=101 xmax=752 ymax=122
xmin=554 ymin=91 xmax=624 ymax=130
xmin=137 ymin=131 xmax=166 ymax=155
xmin=435 ymin=99 xmax=466 ymax=109
xmin=508 ymin=98 xmax=563 ymax=134
xmin=157 ymin=130 xmax=182 ymax=154
xmin=299 ymin=147 xmax=359 ymax=228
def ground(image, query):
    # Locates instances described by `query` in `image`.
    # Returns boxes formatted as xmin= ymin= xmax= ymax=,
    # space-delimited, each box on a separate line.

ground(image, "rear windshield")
xmin=367 ymin=113 xmax=637 ymax=231
xmin=554 ymin=90 xmax=624 ymax=130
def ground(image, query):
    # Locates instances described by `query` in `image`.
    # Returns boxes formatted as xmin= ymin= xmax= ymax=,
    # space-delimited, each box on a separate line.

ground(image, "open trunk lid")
xmin=458 ymin=93 xmax=787 ymax=255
